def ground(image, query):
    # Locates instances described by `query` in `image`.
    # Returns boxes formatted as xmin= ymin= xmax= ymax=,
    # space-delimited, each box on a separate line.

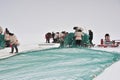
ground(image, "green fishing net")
xmin=0 ymin=34 xmax=5 ymax=49
xmin=0 ymin=47 xmax=120 ymax=80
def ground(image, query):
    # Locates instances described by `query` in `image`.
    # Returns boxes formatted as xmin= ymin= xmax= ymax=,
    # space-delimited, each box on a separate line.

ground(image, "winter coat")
xmin=10 ymin=35 xmax=19 ymax=45
xmin=75 ymin=32 xmax=83 ymax=40
xmin=54 ymin=33 xmax=59 ymax=39
xmin=4 ymin=33 xmax=10 ymax=41
xmin=89 ymin=31 xmax=93 ymax=40
xmin=59 ymin=33 xmax=65 ymax=41
xmin=45 ymin=33 xmax=51 ymax=40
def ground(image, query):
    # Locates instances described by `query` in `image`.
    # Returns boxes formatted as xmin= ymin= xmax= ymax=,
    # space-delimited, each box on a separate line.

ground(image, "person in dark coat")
xmin=88 ymin=30 xmax=93 ymax=45
xmin=45 ymin=32 xmax=52 ymax=43
xmin=51 ymin=32 xmax=55 ymax=43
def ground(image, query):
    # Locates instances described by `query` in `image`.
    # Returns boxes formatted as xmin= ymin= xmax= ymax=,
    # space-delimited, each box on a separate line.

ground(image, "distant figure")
xmin=105 ymin=33 xmax=110 ymax=42
xmin=51 ymin=32 xmax=55 ymax=43
xmin=88 ymin=30 xmax=93 ymax=45
xmin=59 ymin=31 xmax=66 ymax=47
xmin=54 ymin=32 xmax=59 ymax=43
xmin=100 ymin=39 xmax=104 ymax=45
xmin=104 ymin=33 xmax=111 ymax=45
xmin=45 ymin=32 xmax=52 ymax=43
xmin=9 ymin=33 xmax=19 ymax=53
xmin=74 ymin=29 xmax=83 ymax=46
xmin=0 ymin=26 xmax=3 ymax=34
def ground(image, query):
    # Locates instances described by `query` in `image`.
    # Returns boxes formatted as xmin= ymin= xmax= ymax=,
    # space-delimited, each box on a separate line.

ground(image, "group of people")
xmin=45 ymin=26 xmax=94 ymax=47
xmin=45 ymin=31 xmax=68 ymax=43
xmin=44 ymin=27 xmax=119 ymax=48
xmin=0 ymin=26 xmax=19 ymax=53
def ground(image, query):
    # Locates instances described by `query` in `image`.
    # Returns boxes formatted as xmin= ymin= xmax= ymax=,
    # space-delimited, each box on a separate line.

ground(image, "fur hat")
xmin=9 ymin=33 xmax=14 ymax=36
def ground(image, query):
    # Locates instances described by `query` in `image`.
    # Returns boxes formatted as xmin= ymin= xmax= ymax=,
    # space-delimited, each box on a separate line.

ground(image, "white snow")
xmin=0 ymin=43 xmax=120 ymax=80
xmin=92 ymin=46 xmax=120 ymax=80
xmin=0 ymin=43 xmax=59 ymax=59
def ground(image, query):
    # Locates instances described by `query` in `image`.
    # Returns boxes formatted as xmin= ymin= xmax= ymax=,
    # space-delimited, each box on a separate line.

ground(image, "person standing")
xmin=88 ymin=30 xmax=93 ymax=45
xmin=54 ymin=32 xmax=59 ymax=43
xmin=9 ymin=33 xmax=19 ymax=53
xmin=45 ymin=32 xmax=51 ymax=43
xmin=105 ymin=33 xmax=110 ymax=42
xmin=51 ymin=32 xmax=55 ymax=43
xmin=59 ymin=31 xmax=66 ymax=47
xmin=74 ymin=29 xmax=83 ymax=46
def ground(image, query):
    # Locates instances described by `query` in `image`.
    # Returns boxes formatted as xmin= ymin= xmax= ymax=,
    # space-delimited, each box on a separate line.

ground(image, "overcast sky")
xmin=0 ymin=0 xmax=120 ymax=44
